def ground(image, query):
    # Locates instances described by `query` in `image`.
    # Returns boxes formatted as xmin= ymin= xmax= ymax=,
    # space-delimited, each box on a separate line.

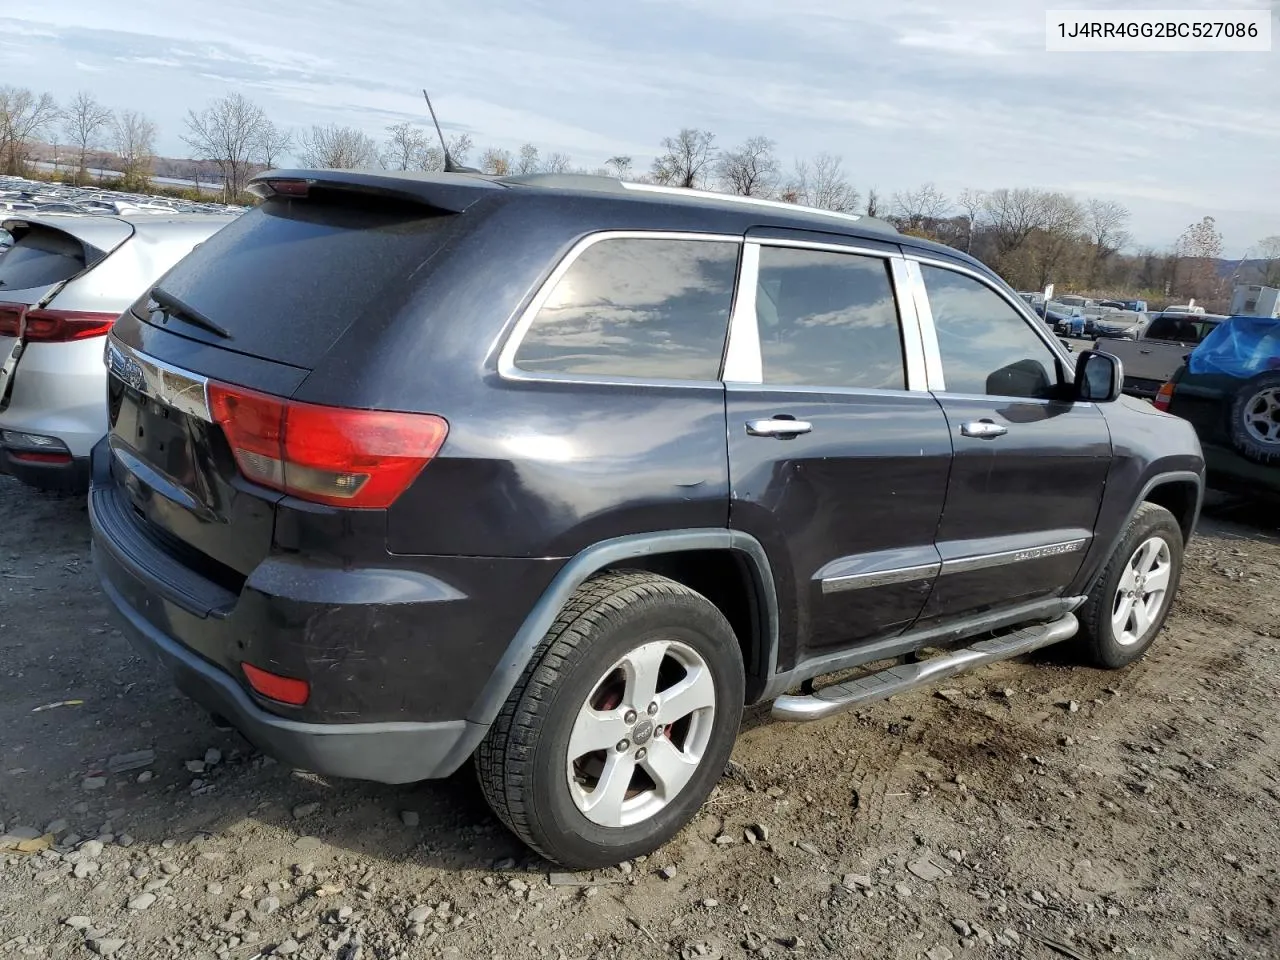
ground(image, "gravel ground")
xmin=1 ymin=476 xmax=1278 ymax=960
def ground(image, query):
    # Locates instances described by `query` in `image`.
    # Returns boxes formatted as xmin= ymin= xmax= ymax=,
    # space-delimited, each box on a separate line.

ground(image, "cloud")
xmin=0 ymin=0 xmax=1275 ymax=255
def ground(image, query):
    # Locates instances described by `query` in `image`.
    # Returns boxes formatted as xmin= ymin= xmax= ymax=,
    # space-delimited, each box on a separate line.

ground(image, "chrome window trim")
xmin=940 ymin=537 xmax=1089 ymax=576
xmin=727 ymin=240 xmax=926 ymax=392
xmin=903 ymin=259 xmax=946 ymax=390
xmin=888 ymin=257 xmax=929 ymax=391
xmin=721 ymin=240 xmax=762 ymax=382
xmin=906 ymin=254 xmax=1076 ymax=395
xmin=105 ymin=338 xmax=212 ymax=423
xmin=496 ymin=230 xmax=744 ymax=388
xmin=821 ymin=561 xmax=941 ymax=594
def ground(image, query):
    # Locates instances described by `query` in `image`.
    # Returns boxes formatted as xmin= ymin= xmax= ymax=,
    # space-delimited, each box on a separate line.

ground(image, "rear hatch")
xmin=103 ymin=171 xmax=498 ymax=581
xmin=0 ymin=216 xmax=134 ymax=403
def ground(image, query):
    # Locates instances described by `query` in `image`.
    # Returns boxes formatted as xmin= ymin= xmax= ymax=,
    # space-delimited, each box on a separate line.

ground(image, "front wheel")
xmin=1076 ymin=502 xmax=1184 ymax=668
xmin=476 ymin=571 xmax=744 ymax=869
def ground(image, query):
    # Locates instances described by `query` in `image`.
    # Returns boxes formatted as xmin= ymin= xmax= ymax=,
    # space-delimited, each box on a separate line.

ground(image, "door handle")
xmin=959 ymin=420 xmax=1008 ymax=439
xmin=746 ymin=418 xmax=813 ymax=438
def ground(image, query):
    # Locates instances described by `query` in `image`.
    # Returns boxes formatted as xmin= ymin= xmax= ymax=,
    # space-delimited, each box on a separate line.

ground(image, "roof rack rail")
xmin=619 ymin=181 xmax=897 ymax=233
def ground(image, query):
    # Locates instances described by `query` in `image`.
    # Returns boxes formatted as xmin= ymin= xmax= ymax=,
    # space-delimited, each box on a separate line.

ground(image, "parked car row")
xmin=1 ymin=167 xmax=1218 ymax=867
xmin=0 ymin=174 xmax=243 ymax=219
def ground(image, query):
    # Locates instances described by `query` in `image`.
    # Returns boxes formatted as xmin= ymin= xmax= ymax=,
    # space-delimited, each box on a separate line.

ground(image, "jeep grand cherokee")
xmin=90 ymin=169 xmax=1205 ymax=868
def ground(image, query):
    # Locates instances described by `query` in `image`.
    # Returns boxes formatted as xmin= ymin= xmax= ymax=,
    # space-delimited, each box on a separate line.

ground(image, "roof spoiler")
xmin=247 ymin=169 xmax=503 ymax=213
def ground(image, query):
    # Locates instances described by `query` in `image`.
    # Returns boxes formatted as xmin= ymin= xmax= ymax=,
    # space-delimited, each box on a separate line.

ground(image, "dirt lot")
xmin=1 ymin=477 xmax=1278 ymax=960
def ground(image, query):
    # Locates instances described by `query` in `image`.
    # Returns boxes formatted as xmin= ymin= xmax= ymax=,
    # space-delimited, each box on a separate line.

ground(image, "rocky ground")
xmin=1 ymin=477 xmax=1278 ymax=960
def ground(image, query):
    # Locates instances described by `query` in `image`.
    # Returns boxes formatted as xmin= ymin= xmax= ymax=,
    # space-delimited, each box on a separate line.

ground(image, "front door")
xmin=725 ymin=237 xmax=952 ymax=672
xmin=909 ymin=259 xmax=1112 ymax=626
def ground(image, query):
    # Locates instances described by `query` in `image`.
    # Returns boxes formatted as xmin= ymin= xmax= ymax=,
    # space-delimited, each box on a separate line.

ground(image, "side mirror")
xmin=1075 ymin=350 xmax=1123 ymax=403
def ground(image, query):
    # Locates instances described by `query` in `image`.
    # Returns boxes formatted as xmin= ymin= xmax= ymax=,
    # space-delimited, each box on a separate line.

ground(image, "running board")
xmin=771 ymin=613 xmax=1079 ymax=721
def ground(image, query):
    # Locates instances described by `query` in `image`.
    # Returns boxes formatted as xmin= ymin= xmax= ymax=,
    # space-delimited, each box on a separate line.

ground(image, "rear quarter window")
xmin=512 ymin=236 xmax=739 ymax=380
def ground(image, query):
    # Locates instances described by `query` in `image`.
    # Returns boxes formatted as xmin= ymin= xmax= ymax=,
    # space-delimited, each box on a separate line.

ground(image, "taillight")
xmin=242 ymin=662 xmax=310 ymax=706
xmin=23 ymin=309 xmax=118 ymax=342
xmin=0 ymin=302 xmax=116 ymax=342
xmin=0 ymin=302 xmax=23 ymax=337
xmin=1153 ymin=381 xmax=1175 ymax=412
xmin=206 ymin=382 xmax=449 ymax=508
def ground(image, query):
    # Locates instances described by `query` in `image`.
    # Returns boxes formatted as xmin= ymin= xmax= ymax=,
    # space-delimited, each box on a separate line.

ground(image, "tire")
xmin=476 ymin=570 xmax=745 ymax=869
xmin=1076 ymin=503 xmax=1183 ymax=669
xmin=1228 ymin=372 xmax=1280 ymax=465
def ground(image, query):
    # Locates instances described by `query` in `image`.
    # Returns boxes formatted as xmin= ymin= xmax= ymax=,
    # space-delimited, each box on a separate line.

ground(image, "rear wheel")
xmin=476 ymin=571 xmax=744 ymax=869
xmin=1076 ymin=503 xmax=1183 ymax=668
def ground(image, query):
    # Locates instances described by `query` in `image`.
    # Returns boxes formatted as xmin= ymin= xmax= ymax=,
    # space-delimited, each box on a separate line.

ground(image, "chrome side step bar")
xmin=771 ymin=613 xmax=1079 ymax=721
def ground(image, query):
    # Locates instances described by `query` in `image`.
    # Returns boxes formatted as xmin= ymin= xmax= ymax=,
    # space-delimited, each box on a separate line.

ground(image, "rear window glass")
xmin=1147 ymin=316 xmax=1216 ymax=342
xmin=513 ymin=237 xmax=739 ymax=380
xmin=147 ymin=198 xmax=460 ymax=369
xmin=0 ymin=225 xmax=88 ymax=292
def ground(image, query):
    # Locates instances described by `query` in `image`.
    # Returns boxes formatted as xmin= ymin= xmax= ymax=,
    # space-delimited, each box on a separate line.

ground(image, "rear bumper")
xmin=1203 ymin=442 xmax=1280 ymax=499
xmin=0 ymin=337 xmax=108 ymax=458
xmin=0 ymin=449 xmax=91 ymax=492
xmin=97 ymin=558 xmax=478 ymax=783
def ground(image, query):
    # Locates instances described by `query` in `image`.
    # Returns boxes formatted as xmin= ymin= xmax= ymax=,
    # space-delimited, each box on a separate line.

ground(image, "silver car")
xmin=0 ymin=213 xmax=233 ymax=490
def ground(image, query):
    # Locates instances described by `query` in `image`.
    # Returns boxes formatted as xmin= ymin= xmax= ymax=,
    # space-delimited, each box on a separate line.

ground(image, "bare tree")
xmin=113 ymin=110 xmax=156 ymax=190
xmin=0 ymin=86 xmax=60 ymax=175
xmin=182 ymin=93 xmax=271 ymax=201
xmin=981 ymin=188 xmax=1051 ymax=264
xmin=383 ymin=122 xmax=429 ymax=171
xmin=786 ymin=153 xmax=858 ymax=211
xmin=297 ymin=124 xmax=380 ymax=169
xmin=480 ymin=147 xmax=513 ymax=176
xmin=891 ymin=183 xmax=951 ymax=230
xmin=1026 ymin=193 xmax=1086 ymax=289
xmin=956 ymin=188 xmax=985 ymax=253
xmin=542 ymin=151 xmax=573 ymax=174
xmin=61 ymin=91 xmax=112 ymax=185
xmin=651 ymin=128 xmax=716 ymax=188
xmin=1174 ymin=216 xmax=1225 ymax=302
xmin=1085 ymin=199 xmax=1131 ymax=283
xmin=515 ymin=143 xmax=540 ymax=175
xmin=865 ymin=188 xmax=881 ymax=218
xmin=420 ymin=132 xmax=473 ymax=172
xmin=259 ymin=121 xmax=292 ymax=169
xmin=606 ymin=155 xmax=632 ymax=178
xmin=1257 ymin=235 xmax=1280 ymax=286
xmin=715 ymin=136 xmax=779 ymax=197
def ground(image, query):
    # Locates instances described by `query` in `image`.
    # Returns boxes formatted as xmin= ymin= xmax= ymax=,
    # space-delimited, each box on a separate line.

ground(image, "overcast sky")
xmin=3 ymin=0 xmax=1276 ymax=256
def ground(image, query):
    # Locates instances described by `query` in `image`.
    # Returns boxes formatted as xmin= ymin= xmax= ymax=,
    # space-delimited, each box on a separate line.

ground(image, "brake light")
xmin=0 ymin=303 xmax=116 ymax=342
xmin=0 ymin=303 xmax=24 ymax=337
xmin=206 ymin=382 xmax=449 ymax=508
xmin=1153 ymin=381 xmax=1175 ymax=412
xmin=241 ymin=662 xmax=310 ymax=706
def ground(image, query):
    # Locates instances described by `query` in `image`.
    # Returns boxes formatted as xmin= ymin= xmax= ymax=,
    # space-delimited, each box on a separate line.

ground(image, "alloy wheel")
xmin=1111 ymin=536 xmax=1172 ymax=647
xmin=1242 ymin=387 xmax=1280 ymax=447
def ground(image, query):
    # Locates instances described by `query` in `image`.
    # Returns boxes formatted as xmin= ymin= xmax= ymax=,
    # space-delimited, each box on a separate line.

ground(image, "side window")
xmin=921 ymin=265 xmax=1060 ymax=399
xmin=755 ymin=246 xmax=905 ymax=389
xmin=513 ymin=237 xmax=739 ymax=379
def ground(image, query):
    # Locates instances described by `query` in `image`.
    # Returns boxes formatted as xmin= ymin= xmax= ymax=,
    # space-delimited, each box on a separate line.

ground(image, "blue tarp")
xmin=1187 ymin=315 xmax=1280 ymax=379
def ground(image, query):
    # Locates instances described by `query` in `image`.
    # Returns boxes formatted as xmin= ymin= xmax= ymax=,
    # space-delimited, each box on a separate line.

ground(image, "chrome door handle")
xmin=960 ymin=420 xmax=1008 ymax=439
xmin=746 ymin=418 xmax=813 ymax=438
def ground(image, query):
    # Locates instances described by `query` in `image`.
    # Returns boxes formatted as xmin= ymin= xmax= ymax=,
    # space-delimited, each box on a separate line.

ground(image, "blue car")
xmin=1045 ymin=303 xmax=1085 ymax=337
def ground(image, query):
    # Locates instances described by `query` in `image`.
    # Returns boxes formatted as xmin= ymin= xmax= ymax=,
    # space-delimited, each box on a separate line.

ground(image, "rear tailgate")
xmin=102 ymin=172 xmax=497 ymax=579
xmin=0 ymin=217 xmax=133 ymax=401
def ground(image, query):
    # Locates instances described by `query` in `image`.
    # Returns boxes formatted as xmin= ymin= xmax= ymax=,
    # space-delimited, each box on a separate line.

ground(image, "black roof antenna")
xmin=423 ymin=90 xmax=480 ymax=174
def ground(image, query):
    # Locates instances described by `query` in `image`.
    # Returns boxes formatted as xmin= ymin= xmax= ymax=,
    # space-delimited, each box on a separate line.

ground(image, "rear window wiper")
xmin=149 ymin=286 xmax=230 ymax=339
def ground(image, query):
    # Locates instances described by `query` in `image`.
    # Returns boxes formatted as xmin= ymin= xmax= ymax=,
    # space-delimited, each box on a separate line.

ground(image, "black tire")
xmin=1228 ymin=372 xmax=1280 ymax=464
xmin=476 ymin=570 xmax=745 ymax=869
xmin=1076 ymin=502 xmax=1183 ymax=668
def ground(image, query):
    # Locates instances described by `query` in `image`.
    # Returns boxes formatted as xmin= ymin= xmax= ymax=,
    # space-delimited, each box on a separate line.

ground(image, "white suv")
xmin=0 ymin=213 xmax=233 ymax=491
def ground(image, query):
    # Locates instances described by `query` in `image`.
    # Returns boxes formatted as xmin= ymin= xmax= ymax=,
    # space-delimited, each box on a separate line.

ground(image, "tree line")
xmin=2 ymin=85 xmax=1275 ymax=309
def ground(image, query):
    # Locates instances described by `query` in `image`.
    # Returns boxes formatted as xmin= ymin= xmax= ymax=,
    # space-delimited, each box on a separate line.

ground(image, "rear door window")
xmin=0 ymin=224 xmax=88 ymax=291
xmin=755 ymin=246 xmax=905 ymax=389
xmin=513 ymin=236 xmax=739 ymax=380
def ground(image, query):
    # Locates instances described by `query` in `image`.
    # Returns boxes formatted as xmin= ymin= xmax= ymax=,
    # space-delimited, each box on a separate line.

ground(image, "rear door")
xmin=907 ymin=257 xmax=1111 ymax=626
xmin=725 ymin=234 xmax=952 ymax=672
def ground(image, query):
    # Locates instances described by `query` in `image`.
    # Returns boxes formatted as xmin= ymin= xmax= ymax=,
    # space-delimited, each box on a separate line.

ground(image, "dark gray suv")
xmin=90 ymin=170 xmax=1204 ymax=868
